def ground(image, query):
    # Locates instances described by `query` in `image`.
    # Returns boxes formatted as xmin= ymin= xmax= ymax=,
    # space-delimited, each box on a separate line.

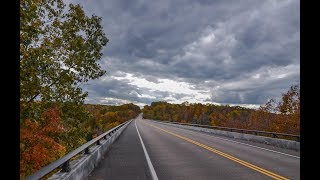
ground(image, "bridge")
xmin=27 ymin=114 xmax=300 ymax=180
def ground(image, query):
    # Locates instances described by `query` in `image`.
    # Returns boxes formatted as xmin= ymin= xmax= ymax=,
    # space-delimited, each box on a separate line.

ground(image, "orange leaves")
xmin=21 ymin=144 xmax=50 ymax=170
xmin=248 ymin=84 xmax=300 ymax=134
xmin=21 ymin=103 xmax=141 ymax=178
xmin=278 ymin=84 xmax=300 ymax=115
xmin=20 ymin=106 xmax=66 ymax=178
xmin=41 ymin=106 xmax=65 ymax=133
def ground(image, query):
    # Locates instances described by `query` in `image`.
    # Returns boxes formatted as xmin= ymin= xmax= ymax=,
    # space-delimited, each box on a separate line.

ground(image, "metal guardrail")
xmin=156 ymin=120 xmax=300 ymax=142
xmin=26 ymin=120 xmax=132 ymax=180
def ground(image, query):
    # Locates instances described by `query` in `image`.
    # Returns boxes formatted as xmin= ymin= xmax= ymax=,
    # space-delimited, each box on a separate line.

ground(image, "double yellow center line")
xmin=144 ymin=122 xmax=289 ymax=180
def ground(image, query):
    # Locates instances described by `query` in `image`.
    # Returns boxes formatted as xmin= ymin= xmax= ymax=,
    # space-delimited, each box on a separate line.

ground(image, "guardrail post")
xmin=61 ymin=160 xmax=71 ymax=172
xmin=97 ymin=140 xmax=101 ymax=145
xmin=85 ymin=147 xmax=90 ymax=154
xmin=272 ymin=134 xmax=277 ymax=138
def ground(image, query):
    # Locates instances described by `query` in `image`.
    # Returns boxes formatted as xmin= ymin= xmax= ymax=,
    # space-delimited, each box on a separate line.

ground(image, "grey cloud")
xmin=69 ymin=0 xmax=299 ymax=106
xmin=209 ymin=65 xmax=300 ymax=104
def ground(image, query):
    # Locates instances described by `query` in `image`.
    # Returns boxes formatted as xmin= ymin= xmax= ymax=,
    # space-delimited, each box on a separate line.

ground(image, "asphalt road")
xmin=88 ymin=115 xmax=300 ymax=180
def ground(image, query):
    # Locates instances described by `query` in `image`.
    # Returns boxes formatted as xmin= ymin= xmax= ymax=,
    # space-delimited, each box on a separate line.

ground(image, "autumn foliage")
xmin=143 ymin=84 xmax=300 ymax=135
xmin=84 ymin=103 xmax=141 ymax=137
xmin=20 ymin=107 xmax=66 ymax=178
xmin=247 ymin=85 xmax=300 ymax=134
xmin=20 ymin=103 xmax=141 ymax=178
xmin=143 ymin=101 xmax=254 ymax=128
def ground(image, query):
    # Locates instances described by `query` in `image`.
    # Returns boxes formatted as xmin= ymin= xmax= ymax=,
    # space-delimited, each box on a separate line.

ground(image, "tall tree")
xmin=20 ymin=0 xmax=108 ymax=107
xmin=20 ymin=0 xmax=108 ymax=177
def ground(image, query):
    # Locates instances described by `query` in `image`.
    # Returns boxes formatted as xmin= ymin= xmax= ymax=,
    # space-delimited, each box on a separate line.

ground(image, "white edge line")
xmin=135 ymin=119 xmax=159 ymax=180
xmin=153 ymin=120 xmax=300 ymax=159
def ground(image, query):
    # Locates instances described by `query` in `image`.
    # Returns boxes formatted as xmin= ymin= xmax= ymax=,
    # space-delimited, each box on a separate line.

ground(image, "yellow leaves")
xmin=84 ymin=104 xmax=141 ymax=136
xmin=210 ymin=120 xmax=217 ymax=126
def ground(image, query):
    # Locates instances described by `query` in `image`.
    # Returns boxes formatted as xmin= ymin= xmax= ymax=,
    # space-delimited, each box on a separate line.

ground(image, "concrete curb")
xmin=48 ymin=120 xmax=133 ymax=180
xmin=152 ymin=120 xmax=300 ymax=151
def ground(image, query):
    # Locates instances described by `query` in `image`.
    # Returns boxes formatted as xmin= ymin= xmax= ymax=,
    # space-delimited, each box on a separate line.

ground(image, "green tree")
xmin=20 ymin=0 xmax=108 ymax=107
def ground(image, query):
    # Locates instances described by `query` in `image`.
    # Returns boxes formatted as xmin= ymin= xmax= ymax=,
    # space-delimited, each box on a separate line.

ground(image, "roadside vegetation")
xmin=143 ymin=84 xmax=300 ymax=135
xmin=20 ymin=0 xmax=142 ymax=178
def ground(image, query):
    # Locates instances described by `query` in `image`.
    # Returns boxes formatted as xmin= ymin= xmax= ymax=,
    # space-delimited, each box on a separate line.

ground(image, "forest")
xmin=143 ymin=84 xmax=300 ymax=135
xmin=20 ymin=103 xmax=141 ymax=178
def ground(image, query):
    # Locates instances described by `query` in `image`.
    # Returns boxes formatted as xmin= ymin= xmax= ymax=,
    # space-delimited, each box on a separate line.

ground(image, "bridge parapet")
xmin=26 ymin=119 xmax=133 ymax=180
xmin=152 ymin=120 xmax=300 ymax=151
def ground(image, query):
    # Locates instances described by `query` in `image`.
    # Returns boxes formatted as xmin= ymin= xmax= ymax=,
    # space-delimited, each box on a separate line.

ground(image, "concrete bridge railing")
xmin=26 ymin=119 xmax=133 ymax=180
xmin=151 ymin=119 xmax=300 ymax=151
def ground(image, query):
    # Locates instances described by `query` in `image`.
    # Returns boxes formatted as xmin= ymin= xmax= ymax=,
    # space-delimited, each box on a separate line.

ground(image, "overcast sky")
xmin=68 ymin=0 xmax=300 ymax=108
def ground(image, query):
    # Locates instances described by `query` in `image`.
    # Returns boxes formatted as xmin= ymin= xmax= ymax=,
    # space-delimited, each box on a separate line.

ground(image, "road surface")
xmin=87 ymin=115 xmax=300 ymax=180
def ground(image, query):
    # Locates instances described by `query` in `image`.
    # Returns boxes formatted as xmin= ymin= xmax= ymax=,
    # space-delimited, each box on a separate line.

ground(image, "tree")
xmin=20 ymin=0 xmax=108 ymax=177
xmin=278 ymin=85 xmax=300 ymax=114
xmin=248 ymin=84 xmax=300 ymax=134
xmin=20 ymin=107 xmax=66 ymax=177
xmin=20 ymin=0 xmax=108 ymax=107
xmin=271 ymin=84 xmax=300 ymax=134
xmin=20 ymin=0 xmax=108 ymax=158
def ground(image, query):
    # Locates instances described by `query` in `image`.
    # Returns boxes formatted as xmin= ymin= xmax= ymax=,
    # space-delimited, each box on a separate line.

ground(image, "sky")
xmin=68 ymin=0 xmax=300 ymax=109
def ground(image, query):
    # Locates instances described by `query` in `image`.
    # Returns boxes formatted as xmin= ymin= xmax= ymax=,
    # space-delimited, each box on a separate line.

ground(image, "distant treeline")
xmin=84 ymin=103 xmax=141 ymax=137
xmin=143 ymin=85 xmax=300 ymax=135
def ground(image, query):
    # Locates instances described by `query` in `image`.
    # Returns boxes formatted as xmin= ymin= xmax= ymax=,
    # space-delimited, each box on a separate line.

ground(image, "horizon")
xmin=84 ymin=101 xmax=262 ymax=110
xmin=67 ymin=0 xmax=299 ymax=111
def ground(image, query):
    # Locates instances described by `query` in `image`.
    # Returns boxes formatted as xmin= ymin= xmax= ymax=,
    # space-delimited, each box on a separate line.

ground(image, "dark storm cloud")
xmin=68 ymin=0 xmax=299 ymax=107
